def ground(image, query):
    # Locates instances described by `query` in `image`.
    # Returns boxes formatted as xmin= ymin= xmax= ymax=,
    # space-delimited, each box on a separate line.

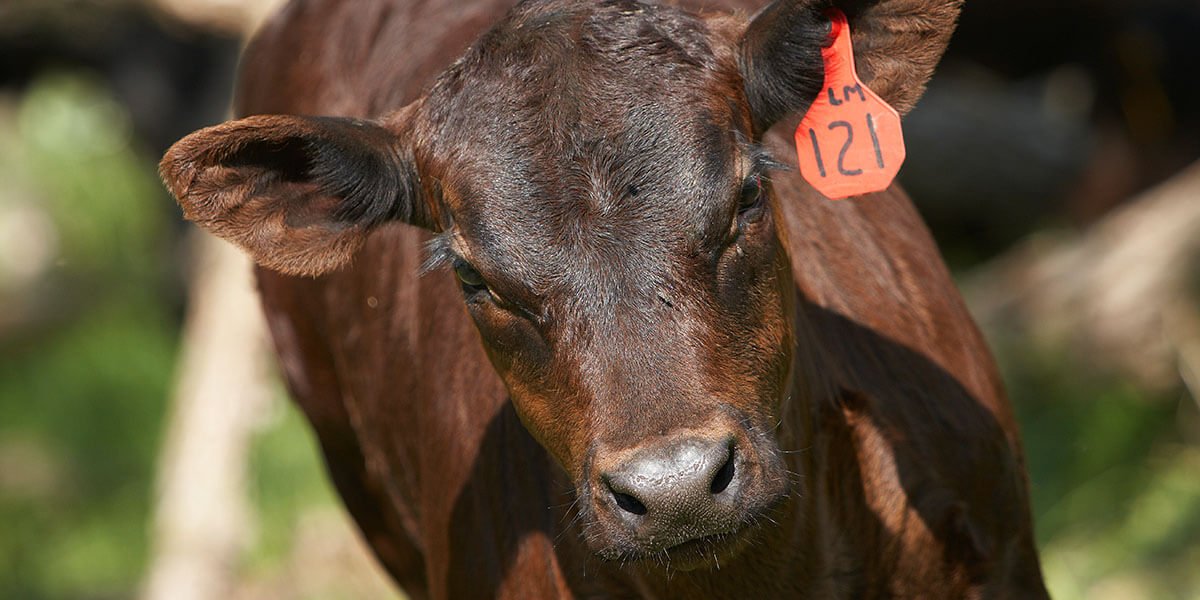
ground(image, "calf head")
xmin=162 ymin=0 xmax=959 ymax=570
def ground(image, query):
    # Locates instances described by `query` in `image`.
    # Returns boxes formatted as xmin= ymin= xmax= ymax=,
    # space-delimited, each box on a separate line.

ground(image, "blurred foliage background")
xmin=0 ymin=0 xmax=1197 ymax=599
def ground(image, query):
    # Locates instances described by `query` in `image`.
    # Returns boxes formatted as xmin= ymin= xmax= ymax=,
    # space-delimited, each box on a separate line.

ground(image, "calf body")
xmin=162 ymin=0 xmax=1049 ymax=597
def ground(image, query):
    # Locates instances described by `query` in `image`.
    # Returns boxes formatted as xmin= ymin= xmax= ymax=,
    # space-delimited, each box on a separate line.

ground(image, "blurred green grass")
xmin=0 ymin=71 xmax=379 ymax=600
xmin=999 ymin=342 xmax=1200 ymax=600
xmin=0 ymin=69 xmax=1196 ymax=599
xmin=0 ymin=71 xmax=178 ymax=600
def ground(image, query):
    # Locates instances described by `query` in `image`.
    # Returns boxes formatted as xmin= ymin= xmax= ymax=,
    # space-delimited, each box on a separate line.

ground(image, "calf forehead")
xmin=424 ymin=0 xmax=740 ymax=136
xmin=422 ymin=0 xmax=748 ymax=297
xmin=459 ymin=105 xmax=737 ymax=285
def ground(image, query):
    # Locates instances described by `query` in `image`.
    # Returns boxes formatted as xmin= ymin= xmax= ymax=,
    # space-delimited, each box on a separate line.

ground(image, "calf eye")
xmin=453 ymin=260 xmax=488 ymax=293
xmin=738 ymin=174 xmax=764 ymax=219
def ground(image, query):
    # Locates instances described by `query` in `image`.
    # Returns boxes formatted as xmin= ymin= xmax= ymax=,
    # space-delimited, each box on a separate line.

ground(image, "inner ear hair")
xmin=160 ymin=114 xmax=428 ymax=277
xmin=738 ymin=0 xmax=963 ymax=134
xmin=184 ymin=116 xmax=421 ymax=229
xmin=738 ymin=0 xmax=828 ymax=135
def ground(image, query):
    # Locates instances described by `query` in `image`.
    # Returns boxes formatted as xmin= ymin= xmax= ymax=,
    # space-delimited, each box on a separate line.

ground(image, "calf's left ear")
xmin=160 ymin=114 xmax=428 ymax=277
xmin=738 ymin=0 xmax=963 ymax=134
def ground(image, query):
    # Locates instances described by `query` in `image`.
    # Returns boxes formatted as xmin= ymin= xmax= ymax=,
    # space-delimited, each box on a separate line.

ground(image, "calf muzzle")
xmin=591 ymin=434 xmax=759 ymax=564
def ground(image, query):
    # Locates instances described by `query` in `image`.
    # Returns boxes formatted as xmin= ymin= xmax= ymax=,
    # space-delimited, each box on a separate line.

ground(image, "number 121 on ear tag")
xmin=795 ymin=9 xmax=905 ymax=199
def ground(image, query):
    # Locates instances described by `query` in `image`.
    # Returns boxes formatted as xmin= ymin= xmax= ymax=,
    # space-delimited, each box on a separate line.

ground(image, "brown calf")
xmin=160 ymin=0 xmax=1050 ymax=597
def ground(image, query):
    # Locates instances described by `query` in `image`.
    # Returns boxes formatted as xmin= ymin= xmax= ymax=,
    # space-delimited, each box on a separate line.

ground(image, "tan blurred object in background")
xmin=149 ymin=0 xmax=287 ymax=35
xmin=967 ymin=160 xmax=1200 ymax=395
xmin=140 ymin=235 xmax=270 ymax=600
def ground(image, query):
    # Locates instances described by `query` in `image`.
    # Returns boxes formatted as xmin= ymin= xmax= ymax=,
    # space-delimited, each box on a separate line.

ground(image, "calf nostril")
xmin=709 ymin=446 xmax=735 ymax=495
xmin=600 ymin=437 xmax=739 ymax=521
xmin=612 ymin=490 xmax=648 ymax=516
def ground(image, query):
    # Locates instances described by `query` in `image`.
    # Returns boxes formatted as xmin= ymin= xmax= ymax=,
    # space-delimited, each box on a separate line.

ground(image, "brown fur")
xmin=160 ymin=0 xmax=1049 ymax=597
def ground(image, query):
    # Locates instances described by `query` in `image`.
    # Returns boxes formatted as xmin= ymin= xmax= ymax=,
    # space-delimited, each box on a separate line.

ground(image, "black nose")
xmin=600 ymin=437 xmax=741 ymax=543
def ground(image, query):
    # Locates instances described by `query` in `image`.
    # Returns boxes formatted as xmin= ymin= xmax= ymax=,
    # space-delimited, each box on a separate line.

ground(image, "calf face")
xmin=161 ymin=0 xmax=960 ymax=569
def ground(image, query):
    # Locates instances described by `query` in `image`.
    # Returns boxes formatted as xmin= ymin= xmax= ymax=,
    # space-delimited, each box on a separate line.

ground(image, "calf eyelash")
xmin=421 ymin=232 xmax=457 ymax=274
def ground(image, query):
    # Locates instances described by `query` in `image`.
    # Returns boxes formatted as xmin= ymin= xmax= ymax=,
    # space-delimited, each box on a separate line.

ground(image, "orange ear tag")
xmin=794 ymin=8 xmax=905 ymax=199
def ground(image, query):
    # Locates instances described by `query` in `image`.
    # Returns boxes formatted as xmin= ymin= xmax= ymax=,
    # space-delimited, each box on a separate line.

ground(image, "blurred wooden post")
xmin=140 ymin=234 xmax=271 ymax=600
xmin=147 ymin=0 xmax=286 ymax=36
xmin=139 ymin=3 xmax=280 ymax=596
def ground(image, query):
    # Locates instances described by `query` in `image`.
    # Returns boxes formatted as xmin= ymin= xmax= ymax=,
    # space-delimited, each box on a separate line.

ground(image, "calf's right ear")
xmin=160 ymin=114 xmax=429 ymax=277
